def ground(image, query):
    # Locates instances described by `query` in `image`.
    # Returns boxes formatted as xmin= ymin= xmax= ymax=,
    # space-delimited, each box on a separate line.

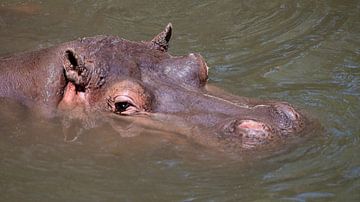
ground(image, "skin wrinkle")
xmin=44 ymin=63 xmax=58 ymax=103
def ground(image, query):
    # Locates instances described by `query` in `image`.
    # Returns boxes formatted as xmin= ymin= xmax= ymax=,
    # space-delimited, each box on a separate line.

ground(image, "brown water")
xmin=0 ymin=0 xmax=359 ymax=201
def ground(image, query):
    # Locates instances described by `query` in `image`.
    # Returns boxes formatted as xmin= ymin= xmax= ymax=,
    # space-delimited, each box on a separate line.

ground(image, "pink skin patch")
xmin=237 ymin=120 xmax=273 ymax=148
xmin=238 ymin=120 xmax=267 ymax=130
xmin=58 ymin=82 xmax=86 ymax=110
xmin=62 ymin=82 xmax=77 ymax=103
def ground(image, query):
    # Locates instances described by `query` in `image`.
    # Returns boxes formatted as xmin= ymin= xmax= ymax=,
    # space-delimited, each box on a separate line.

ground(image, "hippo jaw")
xmin=56 ymin=23 xmax=306 ymax=150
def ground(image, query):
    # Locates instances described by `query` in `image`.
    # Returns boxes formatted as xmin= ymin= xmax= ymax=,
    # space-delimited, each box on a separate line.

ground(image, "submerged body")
xmin=0 ymin=24 xmax=307 ymax=150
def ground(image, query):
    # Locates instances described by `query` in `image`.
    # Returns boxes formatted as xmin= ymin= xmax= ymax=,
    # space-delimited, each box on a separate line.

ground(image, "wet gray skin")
xmin=0 ymin=24 xmax=307 ymax=150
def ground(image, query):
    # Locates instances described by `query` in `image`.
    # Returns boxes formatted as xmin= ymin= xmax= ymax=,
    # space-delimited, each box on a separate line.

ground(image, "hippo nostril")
xmin=272 ymin=103 xmax=303 ymax=132
xmin=276 ymin=103 xmax=300 ymax=121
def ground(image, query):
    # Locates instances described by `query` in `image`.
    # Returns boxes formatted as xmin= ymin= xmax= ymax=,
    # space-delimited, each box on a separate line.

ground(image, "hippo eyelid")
xmin=114 ymin=95 xmax=139 ymax=109
xmin=110 ymin=95 xmax=146 ymax=116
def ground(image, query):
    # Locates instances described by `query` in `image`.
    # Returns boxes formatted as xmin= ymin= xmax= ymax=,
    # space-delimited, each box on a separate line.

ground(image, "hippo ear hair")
xmin=63 ymin=50 xmax=88 ymax=89
xmin=149 ymin=23 xmax=172 ymax=52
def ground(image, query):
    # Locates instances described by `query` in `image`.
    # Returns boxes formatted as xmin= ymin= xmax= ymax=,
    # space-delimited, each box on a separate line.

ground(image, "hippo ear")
xmin=149 ymin=23 xmax=172 ymax=52
xmin=63 ymin=50 xmax=89 ymax=89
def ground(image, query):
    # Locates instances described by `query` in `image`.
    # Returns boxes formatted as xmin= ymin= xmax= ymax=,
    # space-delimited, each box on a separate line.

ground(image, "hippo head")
xmin=57 ymin=23 xmax=306 ymax=150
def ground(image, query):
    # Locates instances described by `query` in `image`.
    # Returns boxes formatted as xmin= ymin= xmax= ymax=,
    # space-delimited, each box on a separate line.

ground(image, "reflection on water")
xmin=0 ymin=0 xmax=359 ymax=201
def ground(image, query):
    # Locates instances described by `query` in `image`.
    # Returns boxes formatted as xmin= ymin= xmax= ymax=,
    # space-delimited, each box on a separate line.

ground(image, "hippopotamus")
xmin=0 ymin=23 xmax=307 ymax=151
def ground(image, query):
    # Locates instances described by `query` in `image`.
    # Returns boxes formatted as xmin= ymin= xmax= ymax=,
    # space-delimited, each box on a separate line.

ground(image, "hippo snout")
xmin=216 ymin=103 xmax=305 ymax=149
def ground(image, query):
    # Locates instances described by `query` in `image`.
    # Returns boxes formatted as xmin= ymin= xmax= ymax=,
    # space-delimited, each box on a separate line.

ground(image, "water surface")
xmin=0 ymin=0 xmax=359 ymax=201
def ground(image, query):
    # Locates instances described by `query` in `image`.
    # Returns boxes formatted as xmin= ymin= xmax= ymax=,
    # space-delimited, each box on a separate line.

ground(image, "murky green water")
xmin=1 ymin=0 xmax=359 ymax=201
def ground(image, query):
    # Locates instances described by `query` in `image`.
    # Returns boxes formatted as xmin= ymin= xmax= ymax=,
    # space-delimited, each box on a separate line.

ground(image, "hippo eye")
xmin=111 ymin=95 xmax=141 ymax=115
xmin=115 ymin=101 xmax=133 ymax=113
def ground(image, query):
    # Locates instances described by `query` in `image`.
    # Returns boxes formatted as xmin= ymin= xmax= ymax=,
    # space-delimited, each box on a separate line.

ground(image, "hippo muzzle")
xmin=147 ymin=64 xmax=305 ymax=149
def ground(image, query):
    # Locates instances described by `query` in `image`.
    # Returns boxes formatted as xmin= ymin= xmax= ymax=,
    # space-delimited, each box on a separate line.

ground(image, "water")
xmin=0 ymin=0 xmax=359 ymax=201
